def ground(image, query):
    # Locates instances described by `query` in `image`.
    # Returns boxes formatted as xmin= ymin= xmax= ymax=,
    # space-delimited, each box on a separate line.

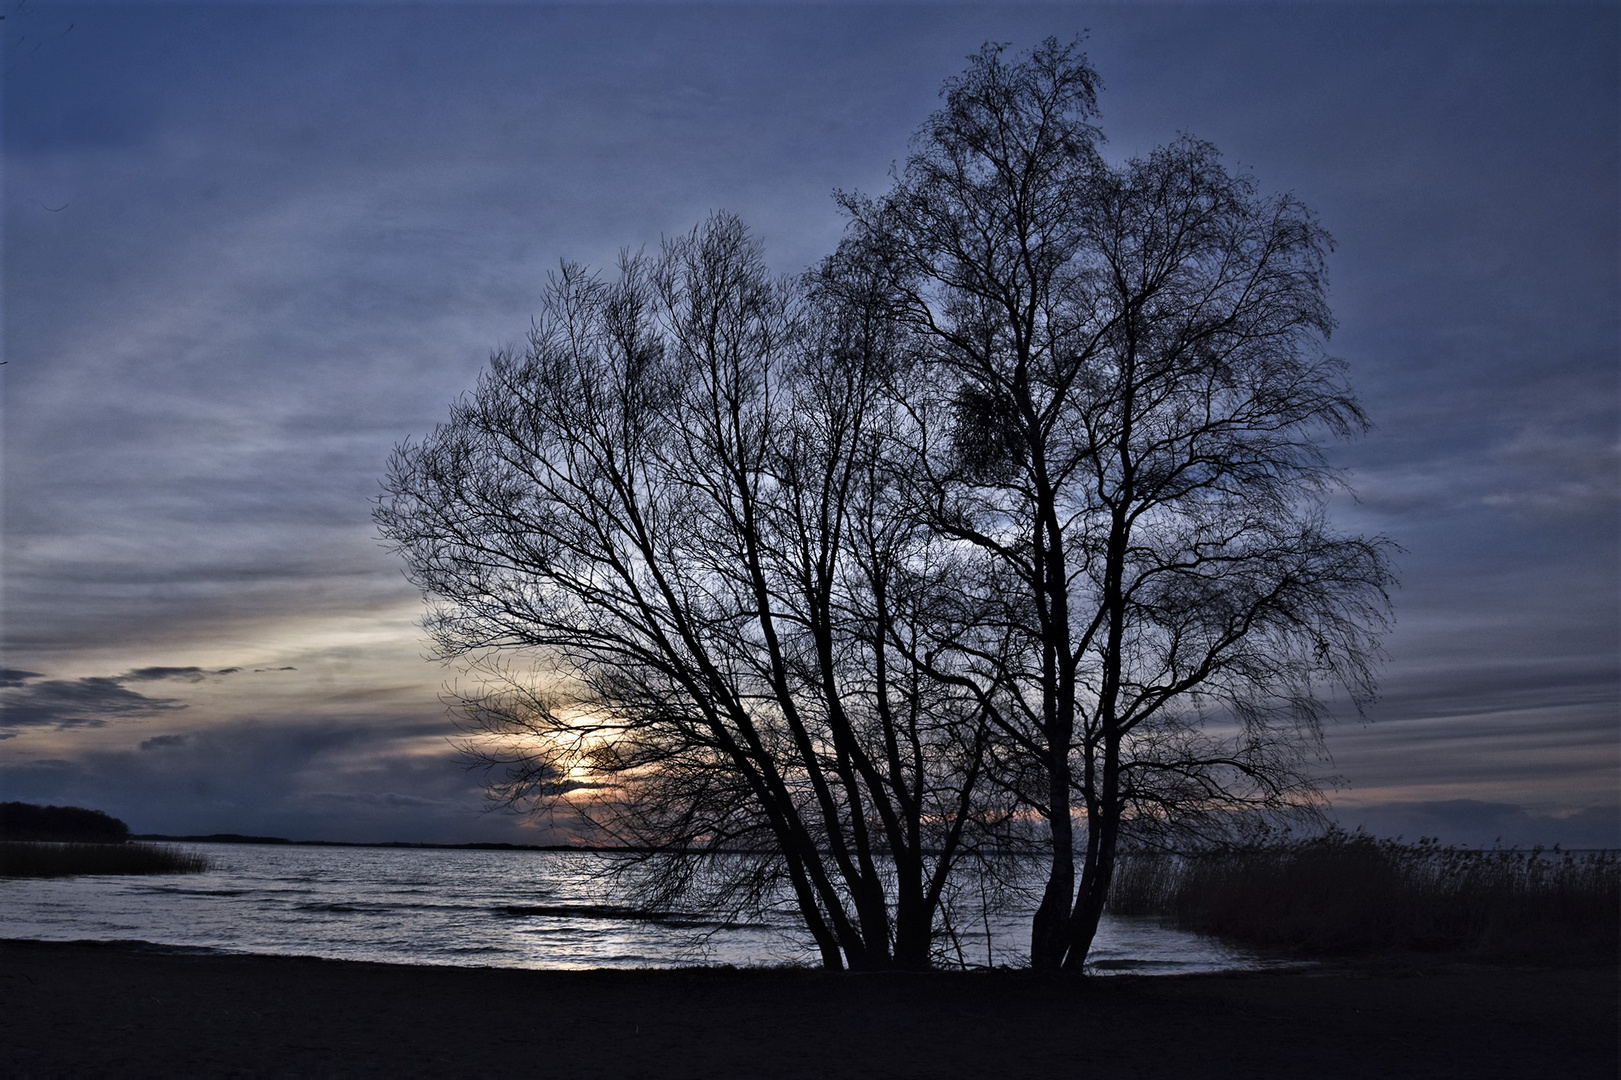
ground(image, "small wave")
xmin=495 ymin=904 xmax=767 ymax=930
xmin=1086 ymin=958 xmax=1188 ymax=971
xmin=293 ymin=898 xmax=490 ymax=916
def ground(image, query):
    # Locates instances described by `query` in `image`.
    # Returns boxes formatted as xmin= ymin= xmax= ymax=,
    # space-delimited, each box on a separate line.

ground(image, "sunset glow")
xmin=3 ymin=3 xmax=1615 ymax=849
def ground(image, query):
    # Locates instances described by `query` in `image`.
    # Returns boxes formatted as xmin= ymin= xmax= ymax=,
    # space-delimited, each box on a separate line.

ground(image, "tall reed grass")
xmin=1109 ymin=830 xmax=1619 ymax=963
xmin=0 ymin=841 xmax=211 ymax=878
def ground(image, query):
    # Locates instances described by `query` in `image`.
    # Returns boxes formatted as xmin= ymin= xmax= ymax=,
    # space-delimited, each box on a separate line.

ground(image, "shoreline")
xmin=2 ymin=939 xmax=1615 ymax=1078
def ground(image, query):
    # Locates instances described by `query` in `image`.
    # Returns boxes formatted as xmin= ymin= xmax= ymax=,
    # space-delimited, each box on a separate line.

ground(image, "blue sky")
xmin=3 ymin=2 xmax=1616 ymax=846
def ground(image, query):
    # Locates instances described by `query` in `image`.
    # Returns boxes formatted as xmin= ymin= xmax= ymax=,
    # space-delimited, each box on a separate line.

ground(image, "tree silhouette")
xmin=0 ymin=801 xmax=131 ymax=844
xmin=380 ymin=217 xmax=1010 ymax=969
xmin=837 ymin=37 xmax=1394 ymax=970
xmin=380 ymin=37 xmax=1392 ymax=972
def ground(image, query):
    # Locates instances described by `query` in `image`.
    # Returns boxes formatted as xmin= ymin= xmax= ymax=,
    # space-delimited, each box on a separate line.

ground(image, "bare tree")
xmin=381 ymin=39 xmax=1392 ymax=975
xmin=837 ymin=38 xmax=1395 ymax=970
xmin=377 ymin=215 xmax=1002 ymax=970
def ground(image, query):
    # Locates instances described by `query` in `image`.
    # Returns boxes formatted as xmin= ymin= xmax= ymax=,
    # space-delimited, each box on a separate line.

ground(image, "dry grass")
xmin=1109 ymin=829 xmax=1619 ymax=964
xmin=0 ymin=841 xmax=211 ymax=878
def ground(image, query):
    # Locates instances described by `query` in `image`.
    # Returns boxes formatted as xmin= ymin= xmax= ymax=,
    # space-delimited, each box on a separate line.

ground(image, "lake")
xmin=0 ymin=842 xmax=1272 ymax=973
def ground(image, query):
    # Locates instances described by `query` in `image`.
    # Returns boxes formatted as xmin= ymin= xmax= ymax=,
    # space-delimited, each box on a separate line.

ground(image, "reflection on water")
xmin=0 ymin=843 xmax=1271 ymax=974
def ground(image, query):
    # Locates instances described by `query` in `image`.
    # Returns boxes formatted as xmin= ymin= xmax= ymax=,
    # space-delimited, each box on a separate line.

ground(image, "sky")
xmin=2 ymin=1 xmax=1616 ymax=847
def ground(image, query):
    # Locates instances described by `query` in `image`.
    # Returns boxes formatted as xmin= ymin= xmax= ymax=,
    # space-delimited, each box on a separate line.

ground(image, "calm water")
xmin=1 ymin=843 xmax=1270 ymax=974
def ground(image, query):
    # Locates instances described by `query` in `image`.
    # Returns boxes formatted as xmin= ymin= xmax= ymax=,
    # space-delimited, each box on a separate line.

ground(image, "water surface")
xmin=1 ymin=843 xmax=1270 ymax=973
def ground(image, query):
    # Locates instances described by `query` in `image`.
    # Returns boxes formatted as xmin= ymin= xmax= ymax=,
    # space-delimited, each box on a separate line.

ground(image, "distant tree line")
xmin=378 ymin=38 xmax=1393 ymax=971
xmin=0 ymin=802 xmax=132 ymax=844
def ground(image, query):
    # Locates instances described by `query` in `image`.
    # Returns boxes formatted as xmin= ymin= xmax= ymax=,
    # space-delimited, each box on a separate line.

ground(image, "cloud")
xmin=0 ymin=674 xmax=184 ymax=731
xmin=0 ymin=663 xmax=262 ymax=733
xmin=0 ymin=716 xmax=546 ymax=843
xmin=1333 ymin=799 xmax=1621 ymax=849
xmin=301 ymin=790 xmax=454 ymax=810
xmin=120 ymin=665 xmax=246 ymax=683
xmin=1 ymin=4 xmax=1613 ymax=842
xmin=0 ymin=662 xmax=327 ymax=736
xmin=121 ymin=666 xmax=208 ymax=683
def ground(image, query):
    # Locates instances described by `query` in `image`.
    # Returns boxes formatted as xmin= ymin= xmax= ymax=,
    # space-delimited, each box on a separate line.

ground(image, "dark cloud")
xmin=0 ymin=718 xmax=546 ymax=844
xmin=2 ymin=4 xmax=1613 ymax=841
xmin=120 ymin=665 xmax=244 ymax=683
xmin=121 ymin=666 xmax=208 ymax=683
xmin=302 ymin=791 xmax=454 ymax=810
xmin=0 ymin=675 xmax=183 ymax=731
xmin=0 ymin=663 xmax=273 ymax=734
xmin=1335 ymin=800 xmax=1621 ymax=850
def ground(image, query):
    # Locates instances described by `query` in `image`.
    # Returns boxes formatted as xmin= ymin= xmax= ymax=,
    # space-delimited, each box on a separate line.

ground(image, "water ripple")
xmin=1 ymin=843 xmax=1271 ymax=974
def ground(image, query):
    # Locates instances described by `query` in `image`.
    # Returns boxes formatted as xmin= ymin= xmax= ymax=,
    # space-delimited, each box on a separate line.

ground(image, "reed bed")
xmin=1109 ymin=830 xmax=1619 ymax=963
xmin=0 ymin=841 xmax=211 ymax=878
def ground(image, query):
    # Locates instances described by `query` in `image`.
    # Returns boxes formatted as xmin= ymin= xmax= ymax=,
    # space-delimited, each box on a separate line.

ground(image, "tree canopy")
xmin=0 ymin=802 xmax=132 ymax=844
xmin=378 ymin=37 xmax=1392 ymax=972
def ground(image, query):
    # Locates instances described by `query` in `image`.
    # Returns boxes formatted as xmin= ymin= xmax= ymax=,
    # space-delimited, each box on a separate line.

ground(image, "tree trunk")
xmin=1029 ymin=745 xmax=1075 ymax=971
xmin=892 ymin=859 xmax=933 ymax=970
xmin=1062 ymin=739 xmax=1121 ymax=971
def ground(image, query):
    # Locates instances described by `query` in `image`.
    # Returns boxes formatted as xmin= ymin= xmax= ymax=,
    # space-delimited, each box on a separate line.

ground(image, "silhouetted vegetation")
xmin=0 ymin=801 xmax=131 ymax=844
xmin=0 ymin=841 xmax=210 ymax=878
xmin=378 ymin=36 xmax=1393 ymax=971
xmin=0 ymin=802 xmax=208 ymax=877
xmin=1108 ymin=830 xmax=1620 ymax=963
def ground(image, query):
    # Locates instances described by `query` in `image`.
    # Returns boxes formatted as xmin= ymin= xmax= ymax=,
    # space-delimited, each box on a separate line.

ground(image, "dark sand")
xmin=1 ymin=940 xmax=1614 ymax=1079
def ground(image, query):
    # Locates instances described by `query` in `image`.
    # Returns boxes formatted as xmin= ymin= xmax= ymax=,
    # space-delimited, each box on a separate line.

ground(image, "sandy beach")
xmin=0 ymin=939 xmax=1614 ymax=1079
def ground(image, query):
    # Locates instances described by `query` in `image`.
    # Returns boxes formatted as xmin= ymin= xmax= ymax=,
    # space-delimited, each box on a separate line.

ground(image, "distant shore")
xmin=129 ymin=833 xmax=790 ymax=856
xmin=130 ymin=833 xmax=632 ymax=852
xmin=1 ymin=940 xmax=1614 ymax=1078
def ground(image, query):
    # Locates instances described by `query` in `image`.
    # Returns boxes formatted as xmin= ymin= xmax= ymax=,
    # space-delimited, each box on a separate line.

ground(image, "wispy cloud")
xmin=2 ymin=3 xmax=1613 ymax=841
xmin=0 ymin=664 xmax=262 ymax=732
xmin=120 ymin=666 xmax=241 ymax=683
xmin=0 ymin=717 xmax=519 ymax=842
xmin=1333 ymin=799 xmax=1620 ymax=849
xmin=0 ymin=674 xmax=184 ymax=730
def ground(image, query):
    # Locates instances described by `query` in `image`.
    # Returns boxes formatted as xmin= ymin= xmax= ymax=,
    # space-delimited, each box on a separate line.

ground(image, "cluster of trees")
xmin=377 ymin=39 xmax=1392 ymax=972
xmin=0 ymin=802 xmax=132 ymax=844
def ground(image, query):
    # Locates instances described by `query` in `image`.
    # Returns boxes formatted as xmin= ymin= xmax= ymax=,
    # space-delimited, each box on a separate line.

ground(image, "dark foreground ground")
xmin=1 ymin=940 xmax=1614 ymax=1079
